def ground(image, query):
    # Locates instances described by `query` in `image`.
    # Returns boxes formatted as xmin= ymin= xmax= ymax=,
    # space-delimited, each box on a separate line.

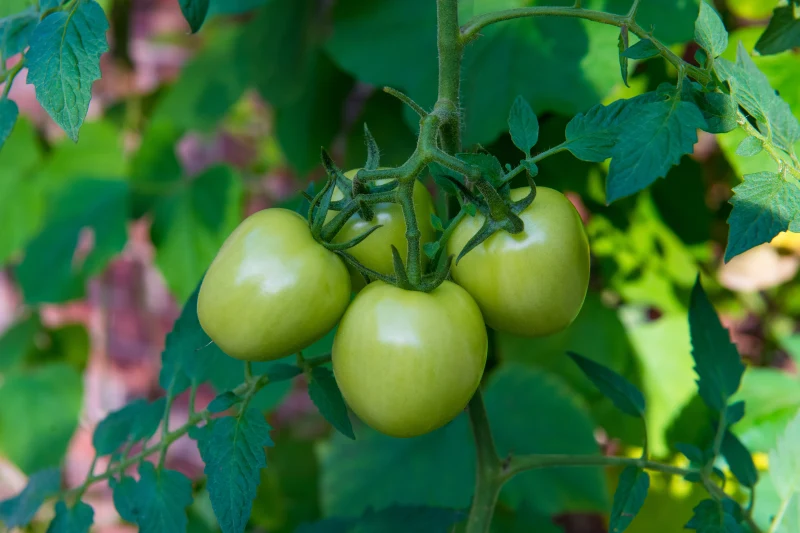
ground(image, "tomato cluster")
xmin=197 ymin=171 xmax=590 ymax=438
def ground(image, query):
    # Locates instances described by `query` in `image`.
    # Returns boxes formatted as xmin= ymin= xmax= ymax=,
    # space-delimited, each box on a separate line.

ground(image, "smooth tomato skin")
xmin=198 ymin=208 xmax=351 ymax=361
xmin=326 ymin=169 xmax=436 ymax=289
xmin=447 ymin=186 xmax=590 ymax=338
xmin=332 ymin=280 xmax=487 ymax=438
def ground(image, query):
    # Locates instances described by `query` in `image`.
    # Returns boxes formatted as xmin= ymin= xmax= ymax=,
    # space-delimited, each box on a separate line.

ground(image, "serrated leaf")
xmin=194 ymin=409 xmax=274 ymax=533
xmin=207 ymin=391 xmax=242 ymax=413
xmin=715 ymin=44 xmax=800 ymax=154
xmin=0 ymin=468 xmax=61 ymax=528
xmin=695 ymin=2 xmax=728 ymax=58
xmin=0 ymin=98 xmax=18 ymax=151
xmin=735 ymin=136 xmax=763 ymax=157
xmin=92 ymin=398 xmax=166 ymax=455
xmin=621 ymin=38 xmax=659 ymax=60
xmin=755 ymin=5 xmax=800 ymax=56
xmin=563 ymin=92 xmax=664 ymax=163
xmin=689 ymin=278 xmax=745 ymax=413
xmin=0 ymin=8 xmax=38 ymax=57
xmin=606 ymin=97 xmax=706 ymax=202
xmin=609 ymin=467 xmax=649 ymax=533
xmin=685 ymin=499 xmax=745 ymax=533
xmin=46 ymin=500 xmax=93 ymax=533
xmin=567 ymin=352 xmax=645 ymax=417
xmin=308 ymin=366 xmax=355 ymax=439
xmin=767 ymin=410 xmax=800 ymax=533
xmin=725 ymin=171 xmax=800 ymax=261
xmin=179 ymin=0 xmax=209 ymax=33
xmin=508 ymin=95 xmax=539 ymax=156
xmin=114 ymin=462 xmax=193 ymax=533
xmin=721 ymin=430 xmax=758 ymax=488
xmin=696 ymin=92 xmax=737 ymax=134
xmin=25 ymin=0 xmax=108 ymax=141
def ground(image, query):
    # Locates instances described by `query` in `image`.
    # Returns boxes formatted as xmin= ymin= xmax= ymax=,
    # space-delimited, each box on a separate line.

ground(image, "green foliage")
xmin=308 ymin=366 xmax=356 ymax=440
xmin=112 ymin=462 xmax=194 ymax=533
xmin=25 ymin=0 xmax=108 ymax=141
xmin=694 ymin=2 xmax=728 ymax=59
xmin=179 ymin=0 xmax=210 ymax=33
xmin=193 ymin=410 xmax=274 ymax=533
xmin=609 ymin=467 xmax=649 ymax=533
xmin=764 ymin=411 xmax=800 ymax=533
xmin=92 ymin=398 xmax=167 ymax=456
xmin=508 ymin=96 xmax=539 ymax=157
xmin=16 ymin=179 xmax=129 ymax=303
xmin=566 ymin=351 xmax=645 ymax=418
xmin=720 ymin=430 xmax=758 ymax=489
xmin=46 ymin=501 xmax=94 ymax=533
xmin=621 ymin=39 xmax=659 ymax=60
xmin=0 ymin=364 xmax=82 ymax=473
xmin=0 ymin=468 xmax=60 ymax=528
xmin=0 ymin=98 xmax=18 ymax=149
xmin=688 ymin=278 xmax=745 ymax=413
xmin=755 ymin=4 xmax=800 ymax=55
xmin=298 ymin=506 xmax=465 ymax=533
xmin=0 ymin=7 xmax=37 ymax=57
xmin=685 ymin=499 xmax=745 ymax=533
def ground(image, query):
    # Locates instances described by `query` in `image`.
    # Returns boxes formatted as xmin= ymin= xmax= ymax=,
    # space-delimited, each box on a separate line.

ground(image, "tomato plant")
xmin=332 ymin=280 xmax=487 ymax=438
xmin=1 ymin=1 xmax=799 ymax=533
xmin=448 ymin=186 xmax=590 ymax=337
xmin=198 ymin=208 xmax=351 ymax=361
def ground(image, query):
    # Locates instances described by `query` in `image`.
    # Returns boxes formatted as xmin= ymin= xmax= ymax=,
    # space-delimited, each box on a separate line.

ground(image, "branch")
xmin=459 ymin=6 xmax=710 ymax=85
xmin=504 ymin=453 xmax=696 ymax=479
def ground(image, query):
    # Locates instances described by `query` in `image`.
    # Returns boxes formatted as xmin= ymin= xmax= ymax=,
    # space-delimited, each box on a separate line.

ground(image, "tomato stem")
xmin=465 ymin=390 xmax=503 ymax=533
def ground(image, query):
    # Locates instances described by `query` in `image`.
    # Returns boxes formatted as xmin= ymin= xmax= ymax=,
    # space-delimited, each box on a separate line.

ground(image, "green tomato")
xmin=332 ymin=280 xmax=487 ymax=438
xmin=198 ymin=208 xmax=351 ymax=361
xmin=326 ymin=169 xmax=436 ymax=289
xmin=447 ymin=186 xmax=590 ymax=338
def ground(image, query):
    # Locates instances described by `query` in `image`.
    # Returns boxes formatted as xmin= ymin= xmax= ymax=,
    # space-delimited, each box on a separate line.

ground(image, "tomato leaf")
xmin=606 ymin=95 xmax=706 ymax=202
xmin=609 ymin=466 xmax=649 ymax=533
xmin=46 ymin=500 xmax=94 ymax=533
xmin=567 ymin=351 xmax=645 ymax=418
xmin=179 ymin=0 xmax=209 ymax=33
xmin=0 ymin=8 xmax=38 ymax=57
xmin=755 ymin=4 xmax=800 ymax=56
xmin=508 ymin=95 xmax=539 ymax=156
xmin=25 ymin=0 xmax=108 ymax=142
xmin=193 ymin=410 xmax=274 ymax=533
xmin=734 ymin=136 xmax=763 ymax=157
xmin=111 ymin=462 xmax=193 ymax=533
xmin=457 ymin=153 xmax=504 ymax=186
xmin=15 ymin=179 xmax=129 ymax=304
xmin=694 ymin=1 xmax=728 ymax=58
xmin=715 ymin=44 xmax=800 ymax=154
xmin=689 ymin=277 xmax=745 ymax=413
xmin=721 ymin=430 xmax=758 ymax=488
xmin=0 ymin=98 xmax=18 ymax=151
xmin=766 ymin=410 xmax=800 ymax=533
xmin=207 ymin=391 xmax=243 ymax=414
xmin=308 ymin=366 xmax=355 ymax=440
xmin=620 ymin=38 xmax=660 ymax=60
xmin=92 ymin=398 xmax=166 ymax=456
xmin=0 ymin=468 xmax=61 ymax=528
xmin=725 ymin=171 xmax=800 ymax=262
xmin=685 ymin=498 xmax=745 ymax=533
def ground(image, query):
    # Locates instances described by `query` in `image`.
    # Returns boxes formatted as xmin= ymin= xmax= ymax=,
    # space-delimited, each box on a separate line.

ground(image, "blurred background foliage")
xmin=0 ymin=0 xmax=798 ymax=531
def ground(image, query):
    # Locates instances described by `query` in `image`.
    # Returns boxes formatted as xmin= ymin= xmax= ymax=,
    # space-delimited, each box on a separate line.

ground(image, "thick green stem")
xmin=436 ymin=0 xmax=463 ymax=154
xmin=398 ymin=180 xmax=423 ymax=285
xmin=465 ymin=390 xmax=503 ymax=533
xmin=460 ymin=6 xmax=710 ymax=85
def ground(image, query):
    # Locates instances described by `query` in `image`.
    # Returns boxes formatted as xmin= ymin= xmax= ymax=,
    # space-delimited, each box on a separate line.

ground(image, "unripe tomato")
xmin=326 ymin=169 xmax=436 ymax=289
xmin=198 ymin=208 xmax=351 ymax=361
xmin=332 ymin=280 xmax=487 ymax=438
xmin=447 ymin=186 xmax=590 ymax=338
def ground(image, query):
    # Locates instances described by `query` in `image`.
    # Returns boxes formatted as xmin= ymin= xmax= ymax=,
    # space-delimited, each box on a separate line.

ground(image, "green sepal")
xmin=390 ymin=245 xmax=412 ymax=290
xmin=363 ymin=123 xmax=380 ymax=171
xmin=323 ymin=224 xmax=384 ymax=251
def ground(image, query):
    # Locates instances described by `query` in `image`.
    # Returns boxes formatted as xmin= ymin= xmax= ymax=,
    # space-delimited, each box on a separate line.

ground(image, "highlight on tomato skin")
xmin=197 ymin=208 xmax=351 ymax=362
xmin=331 ymin=280 xmax=488 ymax=438
xmin=325 ymin=168 xmax=437 ymax=291
xmin=447 ymin=186 xmax=590 ymax=338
